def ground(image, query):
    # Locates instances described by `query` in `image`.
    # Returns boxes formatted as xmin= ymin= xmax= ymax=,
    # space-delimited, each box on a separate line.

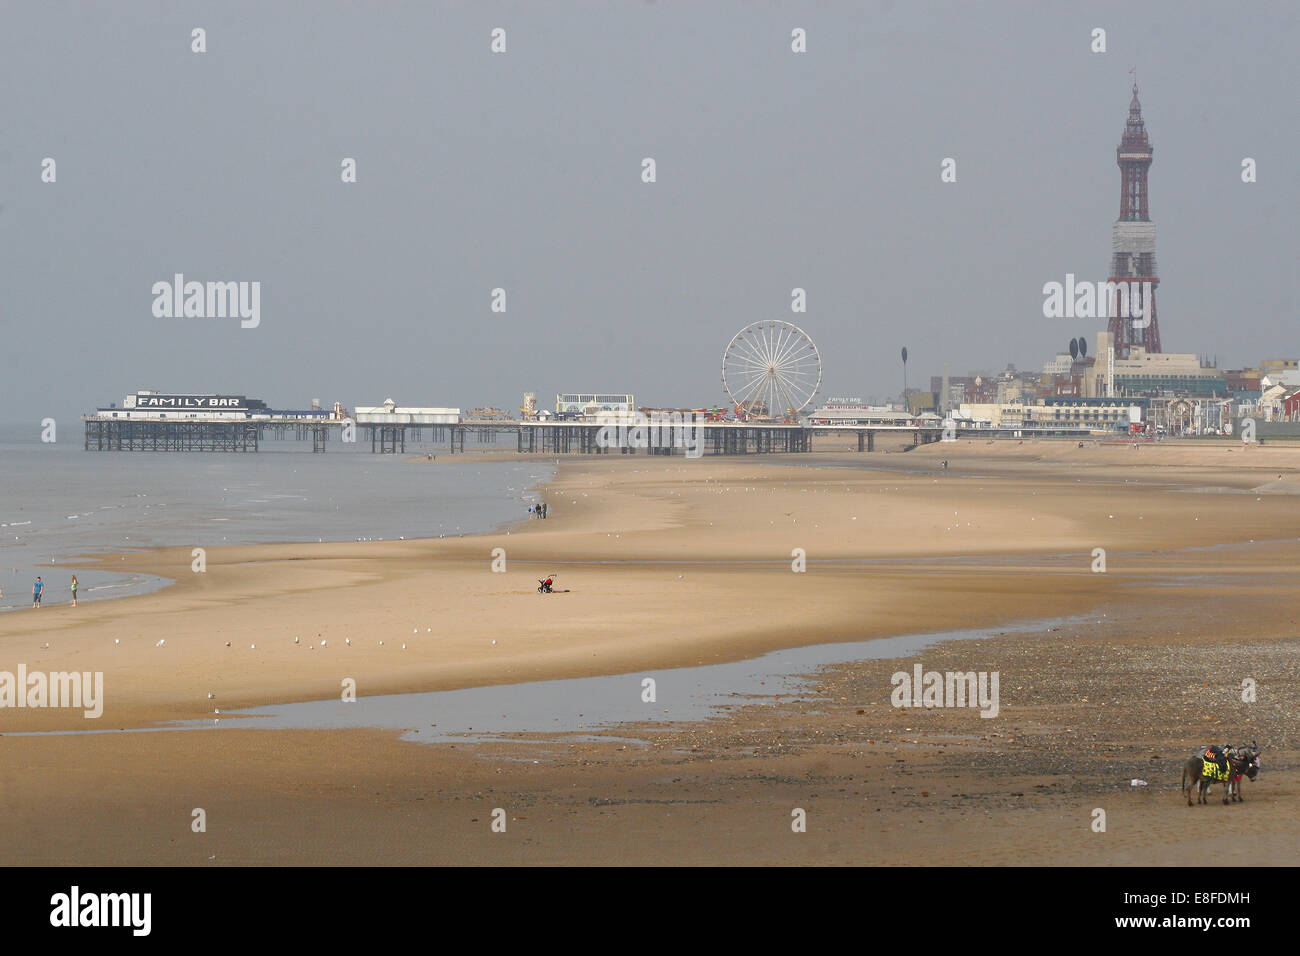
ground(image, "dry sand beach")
xmin=2 ymin=440 xmax=1299 ymax=865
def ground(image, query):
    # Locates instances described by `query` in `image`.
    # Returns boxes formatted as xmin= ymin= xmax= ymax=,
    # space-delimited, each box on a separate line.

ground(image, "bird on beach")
xmin=156 ymin=639 xmax=165 ymax=647
xmin=294 ymin=636 xmax=300 ymax=644
xmin=320 ymin=639 xmax=327 ymax=647
xmin=345 ymin=638 xmax=351 ymax=646
xmin=207 ymin=693 xmax=215 ymax=699
xmin=225 ymin=642 xmax=231 ymax=647
xmin=114 ymin=639 xmax=120 ymax=645
xmin=250 ymin=644 xmax=256 ymax=649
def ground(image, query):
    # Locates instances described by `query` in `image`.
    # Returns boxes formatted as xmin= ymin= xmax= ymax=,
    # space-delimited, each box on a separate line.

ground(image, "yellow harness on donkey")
xmin=1201 ymin=759 xmax=1230 ymax=781
xmin=1202 ymin=748 xmax=1232 ymax=782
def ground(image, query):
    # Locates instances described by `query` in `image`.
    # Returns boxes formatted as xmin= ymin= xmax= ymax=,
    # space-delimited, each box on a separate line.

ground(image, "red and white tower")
xmin=1107 ymin=83 xmax=1162 ymax=357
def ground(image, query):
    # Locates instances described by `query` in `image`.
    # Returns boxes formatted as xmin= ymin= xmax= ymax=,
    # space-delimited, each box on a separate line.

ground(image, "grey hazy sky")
xmin=2 ymin=1 xmax=1297 ymax=425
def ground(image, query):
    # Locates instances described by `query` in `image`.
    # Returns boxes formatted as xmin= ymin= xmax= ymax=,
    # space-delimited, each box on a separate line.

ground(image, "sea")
xmin=0 ymin=424 xmax=553 ymax=612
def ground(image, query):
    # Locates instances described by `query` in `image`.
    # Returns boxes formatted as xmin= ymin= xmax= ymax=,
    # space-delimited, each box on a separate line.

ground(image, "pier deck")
xmin=83 ymin=416 xmax=1091 ymax=455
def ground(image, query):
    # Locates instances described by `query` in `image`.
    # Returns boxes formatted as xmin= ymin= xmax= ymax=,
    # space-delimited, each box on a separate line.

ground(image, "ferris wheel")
xmin=721 ymin=320 xmax=822 ymax=420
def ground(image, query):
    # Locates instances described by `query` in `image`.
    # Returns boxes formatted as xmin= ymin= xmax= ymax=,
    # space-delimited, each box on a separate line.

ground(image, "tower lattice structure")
xmin=1107 ymin=84 xmax=1162 ymax=358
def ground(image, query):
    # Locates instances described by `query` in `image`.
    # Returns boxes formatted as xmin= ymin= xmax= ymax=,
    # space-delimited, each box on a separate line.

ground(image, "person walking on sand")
xmin=32 ymin=576 xmax=43 ymax=609
xmin=71 ymin=575 xmax=78 ymax=607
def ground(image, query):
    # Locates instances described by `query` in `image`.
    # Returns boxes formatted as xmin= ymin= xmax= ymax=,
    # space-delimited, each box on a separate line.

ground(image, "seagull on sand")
xmin=294 ymin=636 xmax=300 ymax=644
xmin=156 ymin=639 xmax=165 ymax=647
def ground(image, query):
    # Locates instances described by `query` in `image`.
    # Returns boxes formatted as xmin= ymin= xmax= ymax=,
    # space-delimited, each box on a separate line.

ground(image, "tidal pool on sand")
xmin=172 ymin=616 xmax=1087 ymax=744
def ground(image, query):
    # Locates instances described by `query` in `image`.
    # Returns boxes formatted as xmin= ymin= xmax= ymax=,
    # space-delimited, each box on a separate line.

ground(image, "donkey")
xmin=1183 ymin=749 xmax=1227 ymax=805
xmin=1225 ymin=744 xmax=1261 ymax=803
xmin=1182 ymin=743 xmax=1260 ymax=806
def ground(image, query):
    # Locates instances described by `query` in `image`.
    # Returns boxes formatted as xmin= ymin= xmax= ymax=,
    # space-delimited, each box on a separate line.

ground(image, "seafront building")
xmin=554 ymin=393 xmax=635 ymax=418
xmin=353 ymin=399 xmax=460 ymax=424
xmin=807 ymin=402 xmax=938 ymax=426
xmin=94 ymin=390 xmax=339 ymax=421
xmin=1082 ymin=332 xmax=1225 ymax=399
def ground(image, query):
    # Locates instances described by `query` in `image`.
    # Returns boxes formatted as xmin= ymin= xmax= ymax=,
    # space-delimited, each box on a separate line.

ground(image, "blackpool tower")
xmin=1107 ymin=83 xmax=1162 ymax=357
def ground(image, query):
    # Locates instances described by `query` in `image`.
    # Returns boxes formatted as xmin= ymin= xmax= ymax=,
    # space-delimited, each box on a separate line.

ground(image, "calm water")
xmin=203 ymin=616 xmax=1080 ymax=744
xmin=0 ymin=424 xmax=552 ymax=611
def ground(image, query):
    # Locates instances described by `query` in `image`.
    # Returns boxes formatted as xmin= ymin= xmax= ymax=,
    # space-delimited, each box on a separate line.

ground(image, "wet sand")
xmin=2 ymin=439 xmax=1298 ymax=864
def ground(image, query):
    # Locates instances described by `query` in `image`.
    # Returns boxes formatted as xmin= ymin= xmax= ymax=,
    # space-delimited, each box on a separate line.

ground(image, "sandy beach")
xmin=3 ymin=439 xmax=1299 ymax=865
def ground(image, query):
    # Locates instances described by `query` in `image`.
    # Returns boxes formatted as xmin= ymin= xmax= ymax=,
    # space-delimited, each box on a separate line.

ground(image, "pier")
xmin=83 ymin=408 xmax=1097 ymax=455
xmin=84 ymin=418 xmax=263 ymax=452
xmin=502 ymin=421 xmax=811 ymax=456
xmin=810 ymin=423 xmax=1093 ymax=450
xmin=82 ymin=415 xmax=816 ymax=456
xmin=83 ymin=413 xmax=1090 ymax=456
